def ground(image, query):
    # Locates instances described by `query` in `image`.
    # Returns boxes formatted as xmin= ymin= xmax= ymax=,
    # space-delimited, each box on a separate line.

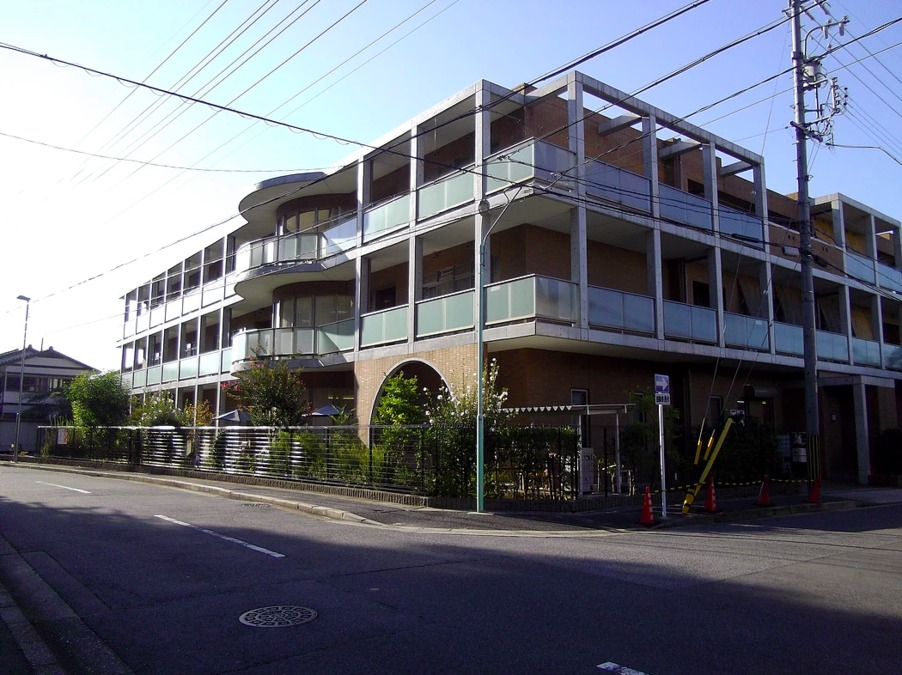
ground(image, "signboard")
xmin=654 ymin=373 xmax=670 ymax=406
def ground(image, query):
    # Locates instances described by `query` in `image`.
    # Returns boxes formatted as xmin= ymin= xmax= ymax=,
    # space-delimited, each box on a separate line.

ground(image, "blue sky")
xmin=1 ymin=0 xmax=900 ymax=370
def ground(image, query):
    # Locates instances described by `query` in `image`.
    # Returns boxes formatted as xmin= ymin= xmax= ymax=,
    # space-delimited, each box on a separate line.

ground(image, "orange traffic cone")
xmin=756 ymin=474 xmax=772 ymax=507
xmin=639 ymin=486 xmax=656 ymax=526
xmin=807 ymin=476 xmax=822 ymax=504
xmin=703 ymin=476 xmax=720 ymax=513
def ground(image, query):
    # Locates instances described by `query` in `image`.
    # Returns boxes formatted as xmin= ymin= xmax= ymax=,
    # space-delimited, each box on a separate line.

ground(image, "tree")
xmin=130 ymin=392 xmax=186 ymax=427
xmin=373 ymin=371 xmax=423 ymax=426
xmin=221 ymin=359 xmax=310 ymax=427
xmin=66 ymin=371 xmax=130 ymax=428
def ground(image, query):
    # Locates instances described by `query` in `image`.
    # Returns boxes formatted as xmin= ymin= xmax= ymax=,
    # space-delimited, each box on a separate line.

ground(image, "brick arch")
xmin=369 ymin=359 xmax=447 ymax=426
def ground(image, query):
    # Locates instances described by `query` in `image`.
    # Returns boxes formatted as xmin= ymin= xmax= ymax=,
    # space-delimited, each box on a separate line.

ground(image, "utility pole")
xmin=788 ymin=0 xmax=848 ymax=483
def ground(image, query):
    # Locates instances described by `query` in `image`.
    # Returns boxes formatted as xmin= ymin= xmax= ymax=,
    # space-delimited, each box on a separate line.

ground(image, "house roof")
xmin=0 ymin=346 xmax=95 ymax=371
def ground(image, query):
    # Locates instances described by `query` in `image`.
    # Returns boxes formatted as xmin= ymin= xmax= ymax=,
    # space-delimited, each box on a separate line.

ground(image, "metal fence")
xmin=36 ymin=424 xmax=581 ymax=500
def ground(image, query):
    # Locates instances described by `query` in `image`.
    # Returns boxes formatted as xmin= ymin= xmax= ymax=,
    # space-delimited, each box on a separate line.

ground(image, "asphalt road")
xmin=1 ymin=465 xmax=900 ymax=674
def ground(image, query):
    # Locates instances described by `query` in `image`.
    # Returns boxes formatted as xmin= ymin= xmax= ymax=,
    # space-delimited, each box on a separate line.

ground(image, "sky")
xmin=1 ymin=0 xmax=901 ymax=371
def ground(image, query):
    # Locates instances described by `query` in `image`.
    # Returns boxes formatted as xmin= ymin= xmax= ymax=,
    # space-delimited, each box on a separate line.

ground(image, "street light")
xmin=14 ymin=295 xmax=30 ymax=463
xmin=475 ymin=194 xmax=517 ymax=513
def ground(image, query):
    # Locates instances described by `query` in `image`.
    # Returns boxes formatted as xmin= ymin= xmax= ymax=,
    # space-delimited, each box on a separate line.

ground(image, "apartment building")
xmin=0 ymin=346 xmax=94 ymax=453
xmin=118 ymin=70 xmax=902 ymax=485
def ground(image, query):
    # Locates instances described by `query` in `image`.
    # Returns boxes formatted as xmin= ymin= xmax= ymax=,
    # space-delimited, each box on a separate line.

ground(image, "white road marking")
xmin=153 ymin=515 xmax=285 ymax=558
xmin=597 ymin=662 xmax=648 ymax=674
xmin=36 ymin=481 xmax=91 ymax=494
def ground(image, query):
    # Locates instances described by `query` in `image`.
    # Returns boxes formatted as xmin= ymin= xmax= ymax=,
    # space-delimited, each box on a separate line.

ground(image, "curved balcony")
xmin=230 ymin=319 xmax=355 ymax=371
xmin=234 ymin=215 xmax=357 ymax=278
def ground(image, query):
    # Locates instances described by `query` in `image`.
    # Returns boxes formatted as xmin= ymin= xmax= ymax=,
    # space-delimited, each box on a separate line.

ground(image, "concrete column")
xmin=643 ymin=115 xmax=660 ymax=218
xmin=702 ymin=142 xmax=719 ymax=233
xmin=647 ymin=229 xmax=664 ymax=339
xmin=852 ymin=381 xmax=870 ymax=484
xmin=474 ymin=85 xmax=491 ymax=202
xmin=760 ymin=262 xmax=776 ymax=354
xmin=754 ymin=163 xmax=769 ymax=246
xmin=568 ymin=75 xmax=588 ymax=331
xmin=410 ymin=128 xmax=422 ymax=224
xmin=354 ymin=257 xmax=370 ymax=356
xmin=356 ymin=158 xmax=371 ymax=247
xmin=408 ymin=236 xmax=422 ymax=344
xmin=708 ymin=248 xmax=724 ymax=346
xmin=832 ymin=198 xmax=846 ymax=249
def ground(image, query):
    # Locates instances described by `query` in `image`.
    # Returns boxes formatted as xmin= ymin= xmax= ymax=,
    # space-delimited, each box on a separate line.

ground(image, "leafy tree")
xmin=184 ymin=399 xmax=214 ymax=427
xmin=222 ymin=359 xmax=310 ymax=427
xmin=130 ymin=392 xmax=186 ymax=427
xmin=424 ymin=358 xmax=511 ymax=428
xmin=373 ymin=371 xmax=423 ymax=426
xmin=66 ymin=371 xmax=130 ymax=428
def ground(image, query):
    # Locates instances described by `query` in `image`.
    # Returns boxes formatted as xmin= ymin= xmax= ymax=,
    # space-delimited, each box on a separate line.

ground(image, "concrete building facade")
xmin=118 ymin=71 xmax=902 ymax=485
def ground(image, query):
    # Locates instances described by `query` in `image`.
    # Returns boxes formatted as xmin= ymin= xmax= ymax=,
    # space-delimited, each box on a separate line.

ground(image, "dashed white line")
xmin=153 ymin=515 xmax=285 ymax=558
xmin=36 ymin=481 xmax=91 ymax=494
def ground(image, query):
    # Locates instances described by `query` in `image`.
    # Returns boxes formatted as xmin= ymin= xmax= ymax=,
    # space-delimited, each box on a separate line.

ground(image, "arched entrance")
xmin=370 ymin=359 xmax=446 ymax=424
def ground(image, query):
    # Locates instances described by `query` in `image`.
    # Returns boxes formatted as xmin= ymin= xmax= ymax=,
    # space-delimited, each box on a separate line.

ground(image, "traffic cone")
xmin=639 ymin=486 xmax=656 ymax=526
xmin=756 ymin=474 xmax=772 ymax=507
xmin=703 ymin=476 xmax=720 ymax=513
xmin=807 ymin=476 xmax=822 ymax=504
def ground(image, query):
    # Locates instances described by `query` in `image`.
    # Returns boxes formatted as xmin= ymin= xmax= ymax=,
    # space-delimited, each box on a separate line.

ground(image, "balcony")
xmin=663 ymin=300 xmax=717 ymax=344
xmin=486 ymin=140 xmax=576 ymax=193
xmin=774 ymin=322 xmax=804 ymax=356
xmin=719 ymin=206 xmax=764 ymax=245
xmin=485 ymin=275 xmax=577 ymax=326
xmin=816 ymin=330 xmax=849 ymax=363
xmin=360 ymin=306 xmax=408 ymax=347
xmin=851 ymin=337 xmax=881 ymax=367
xmin=585 ymin=161 xmax=651 ymax=213
xmin=658 ymin=185 xmax=713 ymax=231
xmin=363 ymin=194 xmax=411 ymax=242
xmin=877 ymin=261 xmax=902 ymax=293
xmin=723 ymin=312 xmax=769 ymax=351
xmin=231 ymin=319 xmax=355 ymax=366
xmin=588 ymin=286 xmax=655 ymax=335
xmin=416 ymin=290 xmax=474 ymax=338
xmin=418 ymin=170 xmax=474 ymax=220
xmin=846 ymin=250 xmax=876 ymax=285
xmin=234 ymin=215 xmax=357 ymax=277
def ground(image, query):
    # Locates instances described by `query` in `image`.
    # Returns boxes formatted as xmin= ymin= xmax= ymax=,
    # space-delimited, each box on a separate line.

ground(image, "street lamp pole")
xmin=14 ymin=295 xmax=31 ymax=462
xmin=476 ymin=194 xmax=517 ymax=513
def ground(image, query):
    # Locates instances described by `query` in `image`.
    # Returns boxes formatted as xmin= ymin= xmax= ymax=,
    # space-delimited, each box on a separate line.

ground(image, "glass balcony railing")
xmin=485 ymin=275 xmax=577 ymax=326
xmin=816 ymin=330 xmax=849 ymax=363
xmin=723 ymin=312 xmax=770 ymax=351
xmin=416 ymin=290 xmax=474 ymax=338
xmin=846 ymin=250 xmax=876 ymax=285
xmin=588 ymin=286 xmax=655 ymax=334
xmin=719 ymin=206 xmax=763 ymax=244
xmin=320 ymin=216 xmax=357 ymax=257
xmin=884 ymin=344 xmax=902 ymax=371
xmin=585 ymin=161 xmax=651 ymax=213
xmin=658 ymin=184 xmax=713 ymax=231
xmin=231 ymin=321 xmax=354 ymax=366
xmin=316 ymin=319 xmax=355 ymax=354
xmin=363 ymin=194 xmax=411 ymax=242
xmin=147 ymin=365 xmax=162 ymax=386
xmin=851 ymin=337 xmax=881 ymax=367
xmin=199 ymin=351 xmax=220 ymax=376
xmin=361 ymin=305 xmax=409 ymax=347
xmin=162 ymin=362 xmax=179 ymax=382
xmin=877 ymin=262 xmax=902 ymax=293
xmin=663 ymin=300 xmax=717 ymax=343
xmin=418 ymin=170 xmax=475 ymax=220
xmin=774 ymin=322 xmax=804 ymax=356
xmin=485 ymin=140 xmax=576 ymax=193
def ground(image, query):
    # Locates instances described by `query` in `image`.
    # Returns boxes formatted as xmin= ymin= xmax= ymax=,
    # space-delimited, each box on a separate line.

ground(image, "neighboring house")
xmin=0 ymin=346 xmax=94 ymax=453
xmin=117 ymin=70 xmax=902 ymax=485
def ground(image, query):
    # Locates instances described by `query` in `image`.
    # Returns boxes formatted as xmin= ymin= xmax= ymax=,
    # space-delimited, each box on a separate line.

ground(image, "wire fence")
xmin=36 ymin=424 xmax=582 ymax=500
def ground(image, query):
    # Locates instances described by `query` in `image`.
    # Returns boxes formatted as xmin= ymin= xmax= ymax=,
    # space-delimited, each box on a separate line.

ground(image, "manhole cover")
xmin=239 ymin=605 xmax=317 ymax=628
